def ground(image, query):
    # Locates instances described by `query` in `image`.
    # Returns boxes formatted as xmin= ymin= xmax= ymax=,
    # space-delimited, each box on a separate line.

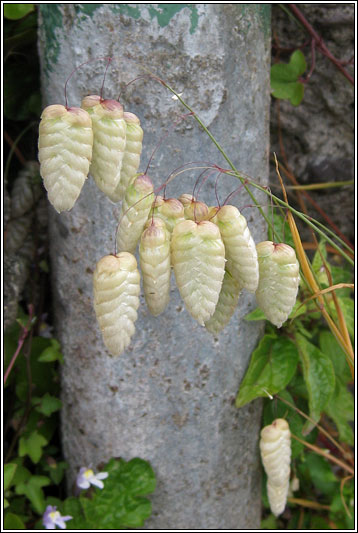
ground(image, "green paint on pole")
xmin=39 ymin=5 xmax=64 ymax=73
xmin=110 ymin=4 xmax=141 ymax=19
xmin=257 ymin=4 xmax=271 ymax=39
xmin=148 ymin=4 xmax=199 ymax=33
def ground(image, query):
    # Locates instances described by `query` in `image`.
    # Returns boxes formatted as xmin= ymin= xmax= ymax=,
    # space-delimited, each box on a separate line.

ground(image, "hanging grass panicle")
xmin=260 ymin=418 xmax=291 ymax=517
xmin=139 ymin=217 xmax=171 ymax=316
xmin=171 ymin=219 xmax=225 ymax=326
xmin=116 ymin=173 xmax=154 ymax=254
xmin=255 ymin=241 xmax=300 ymax=328
xmin=214 ymin=205 xmax=259 ymax=293
xmin=81 ymin=95 xmax=126 ymax=201
xmin=111 ymin=111 xmax=144 ymax=202
xmin=178 ymin=193 xmax=196 ymax=206
xmin=93 ymin=252 xmax=140 ymax=356
xmin=38 ymin=105 xmax=93 ymax=213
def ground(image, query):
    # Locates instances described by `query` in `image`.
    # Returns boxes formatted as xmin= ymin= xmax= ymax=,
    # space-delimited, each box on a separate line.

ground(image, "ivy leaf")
xmin=33 ymin=393 xmax=62 ymax=416
xmin=38 ymin=339 xmax=63 ymax=363
xmin=15 ymin=475 xmax=50 ymax=514
xmin=296 ymin=333 xmax=335 ymax=434
xmin=4 ymin=4 xmax=35 ymax=19
xmin=4 ymin=464 xmax=18 ymax=490
xmin=18 ymin=430 xmax=48 ymax=464
xmin=271 ymin=50 xmax=306 ymax=106
xmin=4 ymin=513 xmax=26 ymax=530
xmin=325 ymin=377 xmax=354 ymax=445
xmin=60 ymin=458 xmax=156 ymax=529
xmin=235 ymin=334 xmax=299 ymax=408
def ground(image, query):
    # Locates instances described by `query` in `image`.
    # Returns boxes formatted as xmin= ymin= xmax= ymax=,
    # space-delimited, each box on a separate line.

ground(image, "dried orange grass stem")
xmin=273 ymin=154 xmax=354 ymax=376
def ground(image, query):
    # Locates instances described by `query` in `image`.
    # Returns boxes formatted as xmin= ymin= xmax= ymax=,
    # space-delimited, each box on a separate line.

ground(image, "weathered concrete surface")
xmin=38 ymin=4 xmax=270 ymax=528
xmin=270 ymin=4 xmax=354 ymax=243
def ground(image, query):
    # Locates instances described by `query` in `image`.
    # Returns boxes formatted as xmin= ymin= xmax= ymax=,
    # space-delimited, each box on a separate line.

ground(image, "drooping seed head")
xmin=255 ymin=241 xmax=300 ymax=328
xmin=116 ymin=173 xmax=154 ymax=253
xmin=184 ymin=200 xmax=209 ymax=222
xmin=81 ymin=95 xmax=126 ymax=200
xmin=140 ymin=217 xmax=171 ymax=316
xmin=93 ymin=252 xmax=140 ymax=356
xmin=260 ymin=418 xmax=291 ymax=517
xmin=178 ymin=193 xmax=196 ymax=206
xmin=215 ymin=205 xmax=259 ymax=292
xmin=171 ymin=219 xmax=225 ymax=325
xmin=38 ymin=104 xmax=93 ymax=212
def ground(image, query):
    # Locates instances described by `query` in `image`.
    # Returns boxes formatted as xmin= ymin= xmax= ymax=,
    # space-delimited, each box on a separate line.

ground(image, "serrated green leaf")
xmin=4 ymin=512 xmax=26 ymax=529
xmin=319 ymin=330 xmax=351 ymax=383
xmin=4 ymin=4 xmax=34 ymax=19
xmin=59 ymin=458 xmax=156 ymax=529
xmin=296 ymin=333 xmax=335 ymax=434
xmin=33 ymin=393 xmax=62 ymax=416
xmin=236 ymin=334 xmax=299 ymax=407
xmin=325 ymin=377 xmax=354 ymax=445
xmin=4 ymin=464 xmax=18 ymax=490
xmin=18 ymin=430 xmax=48 ymax=463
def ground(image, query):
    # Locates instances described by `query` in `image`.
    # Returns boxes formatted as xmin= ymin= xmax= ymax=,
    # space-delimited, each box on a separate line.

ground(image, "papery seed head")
xmin=123 ymin=111 xmax=141 ymax=124
xmin=184 ymin=200 xmax=209 ymax=222
xmin=142 ymin=217 xmax=168 ymax=246
xmin=133 ymin=173 xmax=154 ymax=194
xmin=178 ymin=193 xmax=196 ymax=206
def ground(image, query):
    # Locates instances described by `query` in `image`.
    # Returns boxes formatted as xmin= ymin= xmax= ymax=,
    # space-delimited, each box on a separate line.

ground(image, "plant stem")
xmin=287 ymin=497 xmax=331 ymax=511
xmin=287 ymin=180 xmax=354 ymax=190
xmin=291 ymin=434 xmax=354 ymax=475
xmin=162 ymin=82 xmax=272 ymax=229
xmin=4 ymin=305 xmax=34 ymax=385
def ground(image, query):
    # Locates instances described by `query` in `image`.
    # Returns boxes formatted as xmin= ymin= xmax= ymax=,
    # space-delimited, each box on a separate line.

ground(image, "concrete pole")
xmin=38 ymin=4 xmax=271 ymax=528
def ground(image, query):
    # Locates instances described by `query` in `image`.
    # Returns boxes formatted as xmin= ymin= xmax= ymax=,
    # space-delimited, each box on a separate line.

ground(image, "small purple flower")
xmin=43 ymin=505 xmax=72 ymax=529
xmin=76 ymin=467 xmax=109 ymax=490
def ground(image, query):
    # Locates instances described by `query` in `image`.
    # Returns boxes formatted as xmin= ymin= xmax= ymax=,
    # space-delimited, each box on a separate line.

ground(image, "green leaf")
xmin=43 ymin=460 xmax=68 ymax=485
xmin=60 ymin=458 xmax=156 ymax=529
xmin=325 ymin=377 xmax=354 ymax=445
xmin=261 ymin=514 xmax=278 ymax=529
xmin=296 ymin=333 xmax=335 ymax=434
xmin=4 ymin=464 xmax=18 ymax=490
xmin=4 ymin=512 xmax=26 ymax=529
xmin=236 ymin=334 xmax=299 ymax=408
xmin=38 ymin=339 xmax=63 ymax=363
xmin=305 ymin=453 xmax=338 ymax=496
xmin=4 ymin=4 xmax=34 ymax=19
xmin=267 ymin=212 xmax=295 ymax=250
xmin=329 ymin=297 xmax=354 ymax=341
xmin=15 ymin=476 xmax=50 ymax=515
xmin=244 ymin=307 xmax=266 ymax=321
xmin=319 ymin=330 xmax=351 ymax=383
xmin=33 ymin=393 xmax=62 ymax=416
xmin=271 ymin=50 xmax=306 ymax=106
xmin=18 ymin=430 xmax=48 ymax=464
